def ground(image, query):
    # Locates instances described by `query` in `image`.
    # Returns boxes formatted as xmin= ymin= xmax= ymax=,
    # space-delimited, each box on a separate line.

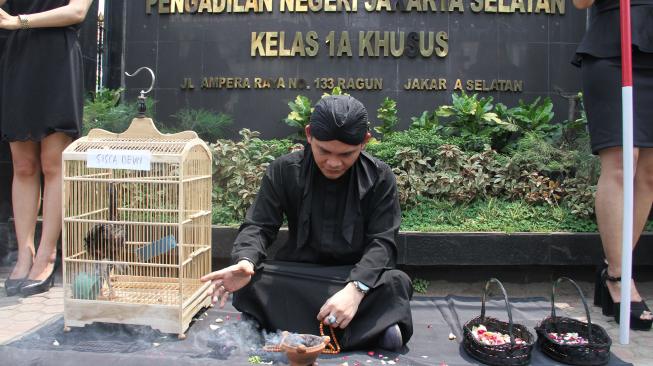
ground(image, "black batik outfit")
xmin=231 ymin=148 xmax=413 ymax=350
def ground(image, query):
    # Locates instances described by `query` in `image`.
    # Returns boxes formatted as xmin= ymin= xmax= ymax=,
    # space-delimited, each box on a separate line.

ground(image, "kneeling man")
xmin=202 ymin=95 xmax=413 ymax=351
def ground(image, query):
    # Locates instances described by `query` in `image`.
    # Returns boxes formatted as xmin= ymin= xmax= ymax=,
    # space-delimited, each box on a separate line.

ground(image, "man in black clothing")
xmin=201 ymin=95 xmax=413 ymax=351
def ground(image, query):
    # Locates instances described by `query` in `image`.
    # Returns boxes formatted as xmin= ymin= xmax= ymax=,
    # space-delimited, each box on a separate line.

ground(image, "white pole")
xmin=620 ymin=85 xmax=633 ymax=344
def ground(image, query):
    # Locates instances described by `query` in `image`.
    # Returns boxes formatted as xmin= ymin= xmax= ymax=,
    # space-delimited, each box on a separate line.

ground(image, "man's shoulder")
xmin=269 ymin=150 xmax=305 ymax=171
xmin=360 ymin=151 xmax=392 ymax=175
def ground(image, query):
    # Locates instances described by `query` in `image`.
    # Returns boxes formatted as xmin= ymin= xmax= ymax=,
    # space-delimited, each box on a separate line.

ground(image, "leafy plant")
xmin=366 ymin=128 xmax=464 ymax=166
xmin=374 ymin=97 xmax=399 ymax=138
xmin=322 ymin=86 xmax=348 ymax=97
xmin=553 ymin=92 xmax=590 ymax=149
xmin=401 ymin=198 xmax=599 ymax=233
xmin=498 ymin=97 xmax=555 ymax=134
xmin=211 ymin=129 xmax=277 ymax=220
xmin=561 ymin=178 xmax=596 ymax=218
xmin=412 ymin=278 xmax=430 ymax=294
xmin=83 ymin=88 xmax=154 ymax=135
xmin=392 ymin=148 xmax=433 ymax=207
xmin=283 ymin=95 xmax=313 ymax=139
xmin=410 ymin=110 xmax=440 ymax=131
xmin=211 ymin=129 xmax=302 ymax=222
xmin=248 ymin=355 xmax=263 ymax=364
xmin=170 ymin=108 xmax=233 ymax=143
xmin=494 ymin=97 xmax=556 ymax=150
xmin=508 ymin=132 xmax=579 ymax=178
xmin=210 ymin=92 xmax=605 ymax=229
xmin=282 ymin=88 xmax=357 ymax=139
xmin=436 ymin=91 xmax=516 ymax=151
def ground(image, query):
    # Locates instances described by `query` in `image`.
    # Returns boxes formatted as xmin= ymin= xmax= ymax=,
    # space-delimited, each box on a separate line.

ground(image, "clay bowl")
xmin=280 ymin=331 xmax=331 ymax=366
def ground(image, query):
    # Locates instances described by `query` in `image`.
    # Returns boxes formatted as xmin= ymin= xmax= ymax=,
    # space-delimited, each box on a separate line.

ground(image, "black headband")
xmin=309 ymin=95 xmax=369 ymax=145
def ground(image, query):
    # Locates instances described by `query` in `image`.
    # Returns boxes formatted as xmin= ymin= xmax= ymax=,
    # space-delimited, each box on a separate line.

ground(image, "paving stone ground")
xmin=1 ymin=265 xmax=652 ymax=365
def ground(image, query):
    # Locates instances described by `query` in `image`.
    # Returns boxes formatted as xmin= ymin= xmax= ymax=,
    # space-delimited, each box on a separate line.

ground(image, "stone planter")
xmin=210 ymin=226 xmax=653 ymax=266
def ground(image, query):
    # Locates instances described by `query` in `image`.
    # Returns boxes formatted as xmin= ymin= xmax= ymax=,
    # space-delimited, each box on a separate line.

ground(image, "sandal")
xmin=601 ymin=270 xmax=653 ymax=331
xmin=593 ymin=260 xmax=608 ymax=306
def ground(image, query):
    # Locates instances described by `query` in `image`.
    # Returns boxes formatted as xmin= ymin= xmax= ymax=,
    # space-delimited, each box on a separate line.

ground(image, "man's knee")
xmin=378 ymin=269 xmax=413 ymax=297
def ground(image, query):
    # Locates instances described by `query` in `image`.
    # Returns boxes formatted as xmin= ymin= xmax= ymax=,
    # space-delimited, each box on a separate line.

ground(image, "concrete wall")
xmin=111 ymin=0 xmax=587 ymax=138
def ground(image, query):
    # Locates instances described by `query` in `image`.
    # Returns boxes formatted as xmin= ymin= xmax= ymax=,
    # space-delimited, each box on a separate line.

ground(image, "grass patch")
xmin=401 ymin=199 xmax=599 ymax=233
xmin=412 ymin=278 xmax=430 ymax=294
xmin=213 ymin=198 xmax=653 ymax=232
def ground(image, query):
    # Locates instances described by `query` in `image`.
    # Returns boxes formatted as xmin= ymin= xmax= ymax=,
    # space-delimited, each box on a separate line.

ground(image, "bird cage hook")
xmin=125 ymin=67 xmax=156 ymax=118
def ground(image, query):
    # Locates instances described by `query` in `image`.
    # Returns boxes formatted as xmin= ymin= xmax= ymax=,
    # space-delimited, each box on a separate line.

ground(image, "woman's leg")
xmin=596 ymin=147 xmax=652 ymax=320
xmin=27 ymin=132 xmax=72 ymax=281
xmin=633 ymin=148 xmax=653 ymax=252
xmin=8 ymin=141 xmax=41 ymax=279
xmin=631 ymin=148 xmax=653 ymax=319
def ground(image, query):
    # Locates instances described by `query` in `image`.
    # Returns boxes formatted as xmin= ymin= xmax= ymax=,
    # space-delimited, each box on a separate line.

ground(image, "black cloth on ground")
xmin=0 ymin=296 xmax=633 ymax=366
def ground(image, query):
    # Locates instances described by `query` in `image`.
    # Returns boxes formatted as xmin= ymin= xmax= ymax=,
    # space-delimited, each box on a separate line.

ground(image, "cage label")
xmin=87 ymin=149 xmax=152 ymax=171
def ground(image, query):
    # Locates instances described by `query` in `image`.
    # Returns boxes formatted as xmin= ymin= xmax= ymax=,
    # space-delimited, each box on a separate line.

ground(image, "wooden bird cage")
xmin=61 ymin=117 xmax=212 ymax=338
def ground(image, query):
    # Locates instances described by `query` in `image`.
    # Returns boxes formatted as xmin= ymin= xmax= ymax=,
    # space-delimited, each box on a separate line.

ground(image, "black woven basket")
xmin=463 ymin=278 xmax=535 ymax=366
xmin=535 ymin=277 xmax=612 ymax=366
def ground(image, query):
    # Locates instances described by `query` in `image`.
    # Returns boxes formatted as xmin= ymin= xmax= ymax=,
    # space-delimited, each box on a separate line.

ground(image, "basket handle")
xmin=550 ymin=277 xmax=592 ymax=340
xmin=480 ymin=278 xmax=516 ymax=347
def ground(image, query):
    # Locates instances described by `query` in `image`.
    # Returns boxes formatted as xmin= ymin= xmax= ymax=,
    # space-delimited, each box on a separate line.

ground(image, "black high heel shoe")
xmin=600 ymin=270 xmax=653 ymax=331
xmin=19 ymin=268 xmax=56 ymax=297
xmin=4 ymin=277 xmax=27 ymax=296
xmin=594 ymin=260 xmax=608 ymax=306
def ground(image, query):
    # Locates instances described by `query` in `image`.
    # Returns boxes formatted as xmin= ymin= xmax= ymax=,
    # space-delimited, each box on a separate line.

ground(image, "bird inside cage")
xmin=83 ymin=182 xmax=126 ymax=300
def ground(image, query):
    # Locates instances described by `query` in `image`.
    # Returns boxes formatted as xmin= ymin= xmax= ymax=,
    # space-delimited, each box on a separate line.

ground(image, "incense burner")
xmin=280 ymin=331 xmax=331 ymax=366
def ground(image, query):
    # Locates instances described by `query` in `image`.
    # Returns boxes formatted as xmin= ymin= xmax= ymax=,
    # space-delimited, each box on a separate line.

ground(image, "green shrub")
xmin=211 ymin=89 xmax=604 ymax=228
xmin=170 ymin=108 xmax=233 ymax=143
xmin=322 ymin=86 xmax=348 ymax=97
xmin=83 ymin=88 xmax=154 ymax=135
xmin=508 ymin=132 xmax=580 ymax=177
xmin=495 ymin=97 xmax=555 ymax=143
xmin=211 ymin=129 xmax=277 ymax=221
xmin=211 ymin=129 xmax=303 ymax=222
xmin=374 ymin=97 xmax=399 ymax=138
xmin=410 ymin=110 xmax=440 ymax=132
xmin=412 ymin=278 xmax=430 ymax=294
xmin=436 ymin=91 xmax=516 ymax=151
xmin=282 ymin=95 xmax=313 ymax=139
xmin=401 ymin=198 xmax=598 ymax=233
xmin=251 ymin=137 xmax=302 ymax=158
xmin=366 ymin=129 xmax=465 ymax=166
xmin=282 ymin=88 xmax=351 ymax=139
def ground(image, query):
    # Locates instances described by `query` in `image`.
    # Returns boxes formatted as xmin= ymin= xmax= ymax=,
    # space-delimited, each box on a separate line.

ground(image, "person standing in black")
xmin=202 ymin=95 xmax=413 ymax=351
xmin=0 ymin=0 xmax=93 ymax=296
xmin=573 ymin=0 xmax=653 ymax=330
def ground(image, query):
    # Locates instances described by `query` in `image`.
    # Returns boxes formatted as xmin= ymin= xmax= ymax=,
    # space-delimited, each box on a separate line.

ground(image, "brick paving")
xmin=1 ymin=265 xmax=652 ymax=364
xmin=0 ymin=266 xmax=64 ymax=345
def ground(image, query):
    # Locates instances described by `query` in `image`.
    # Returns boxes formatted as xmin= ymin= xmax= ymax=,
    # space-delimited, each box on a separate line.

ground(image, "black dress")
xmin=0 ymin=0 xmax=84 ymax=142
xmin=231 ymin=149 xmax=413 ymax=350
xmin=573 ymin=0 xmax=653 ymax=154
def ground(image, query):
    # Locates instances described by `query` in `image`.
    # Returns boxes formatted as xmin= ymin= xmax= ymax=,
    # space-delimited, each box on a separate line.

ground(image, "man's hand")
xmin=317 ymin=282 xmax=365 ymax=329
xmin=200 ymin=260 xmax=255 ymax=308
xmin=0 ymin=9 xmax=19 ymax=30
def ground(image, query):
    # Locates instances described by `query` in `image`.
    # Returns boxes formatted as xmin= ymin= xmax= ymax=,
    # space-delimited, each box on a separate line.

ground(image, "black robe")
xmin=231 ymin=148 xmax=413 ymax=350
